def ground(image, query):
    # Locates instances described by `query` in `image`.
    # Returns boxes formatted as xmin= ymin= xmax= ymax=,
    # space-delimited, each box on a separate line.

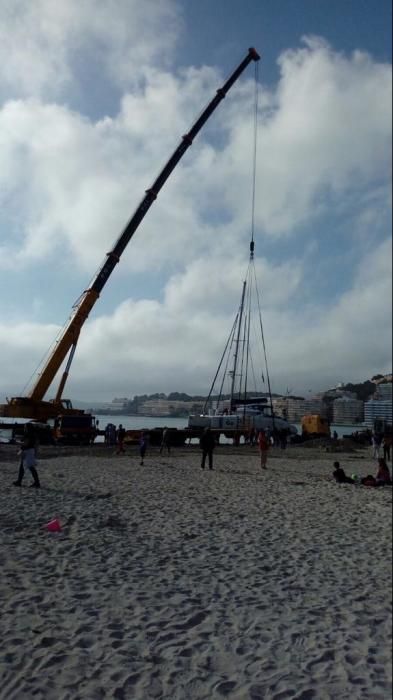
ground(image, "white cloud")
xmin=0 ymin=237 xmax=390 ymax=401
xmin=256 ymin=237 xmax=392 ymax=392
xmin=163 ymin=255 xmax=304 ymax=314
xmin=215 ymin=37 xmax=392 ymax=237
xmin=1 ymin=37 xmax=390 ymax=275
xmin=0 ymin=0 xmax=181 ymax=100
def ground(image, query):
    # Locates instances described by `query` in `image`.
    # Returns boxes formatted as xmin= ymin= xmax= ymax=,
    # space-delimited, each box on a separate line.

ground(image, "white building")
xmin=332 ymin=397 xmax=364 ymax=425
xmin=364 ymin=399 xmax=392 ymax=429
xmin=272 ymin=397 xmax=328 ymax=421
xmin=138 ymin=398 xmax=204 ymax=416
xmin=364 ymin=382 xmax=392 ymax=428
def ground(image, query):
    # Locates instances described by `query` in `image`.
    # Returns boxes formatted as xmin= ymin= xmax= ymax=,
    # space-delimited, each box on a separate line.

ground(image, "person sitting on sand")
xmin=375 ymin=457 xmax=392 ymax=486
xmin=361 ymin=474 xmax=377 ymax=487
xmin=257 ymin=429 xmax=270 ymax=470
xmin=332 ymin=461 xmax=355 ymax=484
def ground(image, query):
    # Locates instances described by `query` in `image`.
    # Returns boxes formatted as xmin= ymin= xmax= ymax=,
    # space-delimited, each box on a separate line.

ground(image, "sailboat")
xmin=187 ymin=238 xmax=298 ymax=440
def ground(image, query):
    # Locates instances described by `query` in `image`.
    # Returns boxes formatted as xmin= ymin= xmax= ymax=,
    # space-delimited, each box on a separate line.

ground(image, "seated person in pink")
xmin=376 ymin=458 xmax=392 ymax=486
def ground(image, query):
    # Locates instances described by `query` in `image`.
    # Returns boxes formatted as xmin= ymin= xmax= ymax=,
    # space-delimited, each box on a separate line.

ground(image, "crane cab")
xmin=301 ymin=414 xmax=330 ymax=439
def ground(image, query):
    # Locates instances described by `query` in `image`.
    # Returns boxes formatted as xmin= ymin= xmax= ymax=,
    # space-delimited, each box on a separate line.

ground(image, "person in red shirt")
xmin=257 ymin=429 xmax=270 ymax=470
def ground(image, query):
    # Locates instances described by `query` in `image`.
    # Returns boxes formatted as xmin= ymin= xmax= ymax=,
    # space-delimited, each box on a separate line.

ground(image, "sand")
xmin=0 ymin=442 xmax=392 ymax=700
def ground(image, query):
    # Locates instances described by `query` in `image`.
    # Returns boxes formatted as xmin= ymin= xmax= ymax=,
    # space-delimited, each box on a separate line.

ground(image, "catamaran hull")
xmin=188 ymin=414 xmax=297 ymax=434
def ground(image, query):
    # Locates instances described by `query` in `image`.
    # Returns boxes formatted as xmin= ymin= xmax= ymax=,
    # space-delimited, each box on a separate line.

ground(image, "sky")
xmin=0 ymin=0 xmax=391 ymax=405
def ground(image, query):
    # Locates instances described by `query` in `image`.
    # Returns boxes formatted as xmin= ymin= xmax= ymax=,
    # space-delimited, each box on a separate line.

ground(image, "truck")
xmin=53 ymin=414 xmax=98 ymax=445
xmin=0 ymin=48 xmax=260 ymax=424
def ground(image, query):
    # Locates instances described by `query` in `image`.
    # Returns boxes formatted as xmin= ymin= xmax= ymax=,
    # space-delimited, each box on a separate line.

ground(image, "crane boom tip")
xmin=248 ymin=47 xmax=261 ymax=61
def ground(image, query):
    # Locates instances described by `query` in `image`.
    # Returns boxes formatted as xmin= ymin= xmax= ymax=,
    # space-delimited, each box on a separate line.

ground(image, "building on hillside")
xmin=372 ymin=374 xmax=393 ymax=386
xmin=374 ymin=383 xmax=392 ymax=401
xmin=272 ymin=397 xmax=303 ymax=421
xmin=302 ymin=397 xmax=330 ymax=418
xmin=272 ymin=397 xmax=329 ymax=421
xmin=138 ymin=398 xmax=204 ymax=417
xmin=332 ymin=397 xmax=364 ymax=425
xmin=323 ymin=387 xmax=358 ymax=400
xmin=111 ymin=398 xmax=129 ymax=408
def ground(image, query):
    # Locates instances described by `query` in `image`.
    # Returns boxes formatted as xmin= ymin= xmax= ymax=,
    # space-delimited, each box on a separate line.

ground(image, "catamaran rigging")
xmin=189 ymin=61 xmax=297 ymax=438
xmin=201 ymin=238 xmax=276 ymax=416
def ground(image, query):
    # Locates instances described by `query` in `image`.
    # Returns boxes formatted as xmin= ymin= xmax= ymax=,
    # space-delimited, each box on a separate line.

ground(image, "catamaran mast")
xmin=229 ymin=279 xmax=247 ymax=411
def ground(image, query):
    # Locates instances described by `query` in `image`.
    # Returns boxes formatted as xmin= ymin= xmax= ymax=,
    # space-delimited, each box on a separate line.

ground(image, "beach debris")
xmin=45 ymin=518 xmax=62 ymax=533
xmin=100 ymin=515 xmax=126 ymax=530
xmin=84 ymin=492 xmax=112 ymax=501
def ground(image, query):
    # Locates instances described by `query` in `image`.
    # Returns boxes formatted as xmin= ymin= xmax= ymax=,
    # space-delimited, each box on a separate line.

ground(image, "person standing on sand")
xmin=159 ymin=427 xmax=171 ymax=455
xmin=383 ymin=433 xmax=391 ymax=462
xmin=372 ymin=432 xmax=383 ymax=459
xmin=13 ymin=423 xmax=40 ymax=488
xmin=257 ymin=429 xmax=269 ymax=470
xmin=116 ymin=424 xmax=126 ymax=454
xmin=139 ymin=432 xmax=147 ymax=465
xmin=200 ymin=427 xmax=216 ymax=470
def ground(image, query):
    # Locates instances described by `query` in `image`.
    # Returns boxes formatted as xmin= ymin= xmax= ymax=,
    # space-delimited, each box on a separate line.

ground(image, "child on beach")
xmin=332 ymin=461 xmax=355 ymax=484
xmin=257 ymin=430 xmax=269 ymax=470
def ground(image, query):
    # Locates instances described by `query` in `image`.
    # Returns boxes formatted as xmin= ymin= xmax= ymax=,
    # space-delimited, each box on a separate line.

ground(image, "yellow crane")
xmin=0 ymin=48 xmax=260 ymax=421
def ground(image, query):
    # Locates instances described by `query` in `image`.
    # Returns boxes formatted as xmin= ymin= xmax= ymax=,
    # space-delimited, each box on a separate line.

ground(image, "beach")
xmin=0 ymin=442 xmax=392 ymax=700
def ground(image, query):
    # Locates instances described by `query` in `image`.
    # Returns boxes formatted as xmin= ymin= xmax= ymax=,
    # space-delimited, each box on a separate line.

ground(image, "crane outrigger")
xmin=1 ymin=48 xmax=260 ymax=421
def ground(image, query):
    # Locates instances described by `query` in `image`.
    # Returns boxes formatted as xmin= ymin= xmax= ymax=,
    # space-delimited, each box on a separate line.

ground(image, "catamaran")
xmin=188 ymin=239 xmax=298 ymax=439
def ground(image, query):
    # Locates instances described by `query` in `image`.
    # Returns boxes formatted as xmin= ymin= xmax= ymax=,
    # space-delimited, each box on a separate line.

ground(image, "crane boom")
xmin=1 ymin=47 xmax=260 ymax=420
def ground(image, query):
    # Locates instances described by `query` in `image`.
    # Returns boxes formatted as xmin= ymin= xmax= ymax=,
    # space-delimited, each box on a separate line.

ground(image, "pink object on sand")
xmin=46 ymin=518 xmax=62 ymax=532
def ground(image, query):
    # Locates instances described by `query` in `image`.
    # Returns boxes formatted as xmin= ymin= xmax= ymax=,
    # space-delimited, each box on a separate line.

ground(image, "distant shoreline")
xmin=93 ymin=411 xmax=188 ymax=418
